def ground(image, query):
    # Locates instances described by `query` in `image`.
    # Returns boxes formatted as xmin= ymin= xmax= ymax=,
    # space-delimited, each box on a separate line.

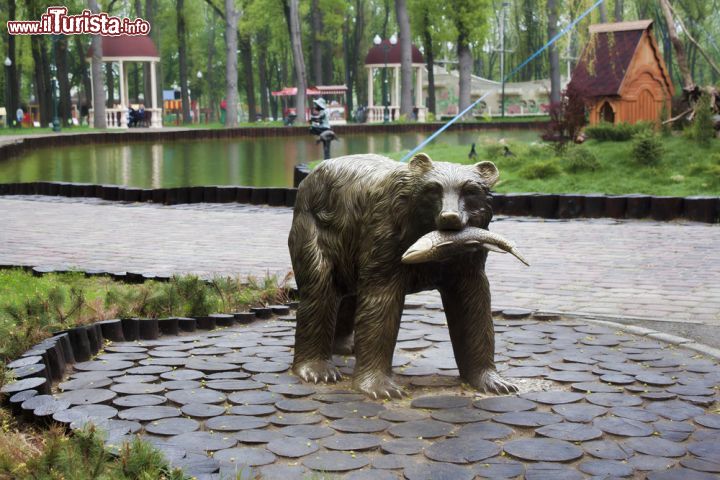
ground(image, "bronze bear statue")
xmin=288 ymin=153 xmax=519 ymax=399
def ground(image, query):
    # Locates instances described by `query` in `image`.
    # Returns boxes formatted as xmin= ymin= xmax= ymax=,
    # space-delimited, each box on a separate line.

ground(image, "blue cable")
xmin=401 ymin=0 xmax=605 ymax=162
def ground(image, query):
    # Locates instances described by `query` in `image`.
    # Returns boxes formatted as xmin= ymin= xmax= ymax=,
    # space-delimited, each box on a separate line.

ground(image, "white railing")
xmin=89 ymin=107 xmax=163 ymax=128
xmin=366 ymin=106 xmax=426 ymax=123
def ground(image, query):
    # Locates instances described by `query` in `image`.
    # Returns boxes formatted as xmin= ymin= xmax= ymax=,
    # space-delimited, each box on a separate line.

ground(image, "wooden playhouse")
xmin=570 ymin=20 xmax=673 ymax=126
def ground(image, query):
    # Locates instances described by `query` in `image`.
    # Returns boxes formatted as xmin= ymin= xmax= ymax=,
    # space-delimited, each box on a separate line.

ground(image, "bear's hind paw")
xmin=470 ymin=370 xmax=519 ymax=395
xmin=294 ymin=359 xmax=343 ymax=384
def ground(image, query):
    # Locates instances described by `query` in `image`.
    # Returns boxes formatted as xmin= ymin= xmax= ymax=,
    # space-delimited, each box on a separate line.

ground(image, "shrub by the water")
xmin=519 ymin=160 xmax=561 ymax=179
xmin=586 ymin=122 xmax=651 ymax=141
xmin=562 ymin=146 xmax=600 ymax=173
xmin=631 ymin=130 xmax=663 ymax=166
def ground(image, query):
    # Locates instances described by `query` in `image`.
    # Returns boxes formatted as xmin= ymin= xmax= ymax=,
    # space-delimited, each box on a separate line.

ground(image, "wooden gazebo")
xmin=569 ymin=20 xmax=673 ymax=126
xmin=87 ymin=35 xmax=162 ymax=128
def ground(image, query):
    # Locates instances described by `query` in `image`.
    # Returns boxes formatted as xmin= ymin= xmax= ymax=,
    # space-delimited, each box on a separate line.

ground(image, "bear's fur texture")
xmin=288 ymin=153 xmax=518 ymax=399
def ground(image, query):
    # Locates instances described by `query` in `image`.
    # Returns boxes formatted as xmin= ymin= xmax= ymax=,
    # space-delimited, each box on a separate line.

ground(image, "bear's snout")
xmin=436 ymin=210 xmax=465 ymax=231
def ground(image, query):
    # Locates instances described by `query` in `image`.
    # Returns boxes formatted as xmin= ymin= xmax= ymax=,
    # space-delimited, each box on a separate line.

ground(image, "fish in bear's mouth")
xmin=401 ymin=226 xmax=529 ymax=266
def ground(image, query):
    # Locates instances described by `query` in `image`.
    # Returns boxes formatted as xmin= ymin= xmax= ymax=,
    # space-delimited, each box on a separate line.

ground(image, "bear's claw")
xmin=354 ymin=373 xmax=405 ymax=400
xmin=294 ymin=360 xmax=342 ymax=384
xmin=469 ymin=370 xmax=519 ymax=395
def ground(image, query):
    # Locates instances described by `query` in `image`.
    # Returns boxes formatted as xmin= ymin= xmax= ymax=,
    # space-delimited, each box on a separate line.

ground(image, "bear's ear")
xmin=474 ymin=161 xmax=499 ymax=187
xmin=409 ymin=153 xmax=433 ymax=174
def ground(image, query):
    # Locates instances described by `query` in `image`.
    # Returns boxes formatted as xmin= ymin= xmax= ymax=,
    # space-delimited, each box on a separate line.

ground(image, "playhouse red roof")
xmin=364 ymin=40 xmax=424 ymax=65
xmin=569 ymin=21 xmax=651 ymax=97
xmin=87 ymin=35 xmax=159 ymax=59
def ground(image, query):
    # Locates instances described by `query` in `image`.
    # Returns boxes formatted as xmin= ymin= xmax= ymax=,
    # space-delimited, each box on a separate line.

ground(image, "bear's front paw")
xmin=469 ymin=370 xmax=518 ymax=395
xmin=293 ymin=359 xmax=343 ymax=384
xmin=354 ymin=372 xmax=405 ymax=400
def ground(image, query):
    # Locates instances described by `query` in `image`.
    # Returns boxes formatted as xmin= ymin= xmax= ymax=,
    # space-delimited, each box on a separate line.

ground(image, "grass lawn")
xmin=381 ymin=134 xmax=719 ymax=197
xmin=0 ymin=269 xmax=289 ymax=479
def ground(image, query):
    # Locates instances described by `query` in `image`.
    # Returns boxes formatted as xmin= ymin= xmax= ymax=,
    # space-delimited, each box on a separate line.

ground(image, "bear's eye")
xmin=423 ymin=182 xmax=443 ymax=196
xmin=462 ymin=183 xmax=484 ymax=196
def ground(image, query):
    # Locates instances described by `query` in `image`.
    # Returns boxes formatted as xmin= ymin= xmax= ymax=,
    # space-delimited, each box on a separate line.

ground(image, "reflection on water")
xmin=0 ymin=130 xmax=538 ymax=188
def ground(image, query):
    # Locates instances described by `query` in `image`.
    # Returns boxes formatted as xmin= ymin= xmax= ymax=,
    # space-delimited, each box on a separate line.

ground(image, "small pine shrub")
xmin=687 ymin=95 xmax=716 ymax=146
xmin=519 ymin=160 xmax=561 ymax=179
xmin=631 ymin=131 xmax=663 ymax=166
xmin=562 ymin=146 xmax=600 ymax=173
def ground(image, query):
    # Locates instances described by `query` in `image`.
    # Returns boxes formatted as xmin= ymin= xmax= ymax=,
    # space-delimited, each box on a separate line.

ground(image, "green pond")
xmin=0 ymin=130 xmax=539 ymax=188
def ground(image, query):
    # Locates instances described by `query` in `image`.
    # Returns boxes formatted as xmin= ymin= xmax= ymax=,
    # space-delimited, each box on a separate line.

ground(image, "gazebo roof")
xmin=365 ymin=40 xmax=424 ymax=65
xmin=87 ymin=35 xmax=159 ymax=60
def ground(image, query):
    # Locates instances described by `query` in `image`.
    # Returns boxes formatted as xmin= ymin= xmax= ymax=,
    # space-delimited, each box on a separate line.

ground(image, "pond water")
xmin=0 ymin=129 xmax=539 ymax=188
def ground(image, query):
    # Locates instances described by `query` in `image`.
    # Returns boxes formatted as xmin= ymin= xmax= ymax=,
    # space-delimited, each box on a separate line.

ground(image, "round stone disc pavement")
xmin=74 ymin=360 xmax=134 ymax=371
xmin=110 ymin=383 xmax=165 ymax=395
xmin=118 ymin=406 xmax=181 ymax=421
xmin=319 ymin=401 xmax=385 ymax=419
xmin=230 ymin=404 xmax=276 ymax=416
xmin=411 ymin=395 xmax=471 ymax=409
xmin=424 ymin=437 xmax=501 ymax=464
xmin=303 ymin=451 xmax=369 ymax=472
xmin=321 ymin=433 xmax=382 ymax=451
xmin=593 ymin=417 xmax=654 ymax=437
xmin=381 ymin=438 xmax=427 ymax=455
xmin=473 ymin=396 xmax=536 ymax=412
xmin=205 ymin=415 xmax=269 ymax=431
xmin=457 ymin=421 xmax=513 ymax=440
xmin=57 ymin=388 xmax=117 ymax=405
xmin=388 ymin=419 xmax=454 ymax=439
xmin=535 ymin=422 xmax=603 ymax=441
xmin=493 ymin=411 xmax=563 ymax=427
xmin=270 ymin=413 xmax=322 ymax=426
xmin=113 ymin=394 xmax=166 ymax=408
xmin=279 ymin=424 xmax=335 ymax=439
xmin=430 ymin=407 xmax=492 ymax=424
xmin=521 ymin=391 xmax=584 ymax=405
xmin=145 ymin=417 xmax=200 ymax=436
xmin=694 ymin=414 xmax=720 ymax=429
xmin=1 ymin=377 xmax=47 ymax=394
xmin=583 ymin=439 xmax=634 ymax=460
xmin=266 ymin=437 xmax=319 ymax=458
xmin=228 ymin=391 xmax=280 ymax=405
xmin=626 ymin=436 xmax=687 ymax=457
xmin=329 ymin=418 xmax=391 ymax=433
xmin=379 ymin=408 xmax=428 ymax=422
xmin=403 ymin=462 xmax=474 ymax=480
xmin=504 ymin=438 xmax=583 ymax=462
xmin=551 ymin=404 xmax=607 ymax=422
xmin=166 ymin=431 xmax=237 ymax=452
xmin=235 ymin=429 xmax=286 ymax=444
xmin=180 ymin=403 xmax=225 ymax=418
xmin=165 ymin=388 xmax=226 ymax=405
xmin=214 ymin=447 xmax=276 ymax=466
xmin=586 ymin=393 xmax=642 ymax=407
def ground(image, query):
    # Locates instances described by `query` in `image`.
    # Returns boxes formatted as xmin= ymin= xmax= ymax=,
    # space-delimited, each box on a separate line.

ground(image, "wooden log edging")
xmin=0 ymin=180 xmax=717 ymax=223
xmin=0 ymin=121 xmax=548 ymax=161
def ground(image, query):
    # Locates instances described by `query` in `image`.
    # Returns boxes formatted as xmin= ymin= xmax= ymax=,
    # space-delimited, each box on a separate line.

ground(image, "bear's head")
xmin=407 ymin=153 xmax=498 ymax=232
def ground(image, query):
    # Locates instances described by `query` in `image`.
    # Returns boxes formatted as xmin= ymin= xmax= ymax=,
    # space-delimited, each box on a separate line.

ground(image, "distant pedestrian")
xmin=309 ymin=98 xmax=330 ymax=136
xmin=15 ymin=107 xmax=23 ymax=127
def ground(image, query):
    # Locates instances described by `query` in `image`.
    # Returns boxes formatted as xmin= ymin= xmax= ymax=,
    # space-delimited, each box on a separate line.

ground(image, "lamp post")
xmin=373 ymin=33 xmax=397 ymax=123
xmin=51 ymin=35 xmax=61 ymax=132
xmin=4 ymin=57 xmax=11 ymax=129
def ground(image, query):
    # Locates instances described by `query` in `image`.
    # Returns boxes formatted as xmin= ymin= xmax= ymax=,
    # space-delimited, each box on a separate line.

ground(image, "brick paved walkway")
xmin=2 ymin=196 xmax=719 ymax=333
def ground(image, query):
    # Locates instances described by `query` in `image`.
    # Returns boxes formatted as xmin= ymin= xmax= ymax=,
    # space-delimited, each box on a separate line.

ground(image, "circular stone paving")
xmin=10 ymin=304 xmax=719 ymax=478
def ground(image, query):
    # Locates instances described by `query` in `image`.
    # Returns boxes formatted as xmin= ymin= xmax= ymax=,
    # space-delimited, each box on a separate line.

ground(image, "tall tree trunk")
xmin=289 ymin=0 xmax=307 ymax=123
xmin=6 ymin=0 xmax=18 ymax=126
xmin=598 ymin=1 xmax=608 ymax=22
xmin=422 ymin=11 xmax=435 ymax=115
xmin=74 ymin=37 xmax=92 ymax=117
xmin=105 ymin=63 xmax=115 ymax=108
xmin=659 ymin=0 xmax=694 ymax=91
xmin=382 ymin=0 xmax=390 ymax=37
xmin=56 ymin=36 xmax=72 ymax=124
xmin=614 ymin=0 xmax=623 ymax=21
xmin=30 ymin=36 xmax=52 ymax=125
xmin=457 ymin=32 xmax=472 ymax=119
xmin=89 ymin=0 xmax=106 ymax=127
xmin=343 ymin=21 xmax=354 ymax=116
xmin=143 ymin=0 xmax=156 ymax=108
xmin=177 ymin=0 xmax=191 ymax=123
xmin=395 ymin=0 xmax=413 ymax=117
xmin=257 ymin=31 xmax=270 ymax=120
xmin=239 ymin=35 xmax=257 ymax=121
xmin=547 ymin=0 xmax=561 ymax=104
xmin=225 ymin=0 xmax=239 ymax=127
xmin=205 ymin=10 xmax=218 ymax=121
xmin=310 ymin=0 xmax=323 ymax=85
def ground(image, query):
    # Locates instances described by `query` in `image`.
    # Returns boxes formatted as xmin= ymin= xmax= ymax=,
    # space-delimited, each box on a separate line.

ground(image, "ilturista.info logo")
xmin=6 ymin=6 xmax=151 ymax=36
